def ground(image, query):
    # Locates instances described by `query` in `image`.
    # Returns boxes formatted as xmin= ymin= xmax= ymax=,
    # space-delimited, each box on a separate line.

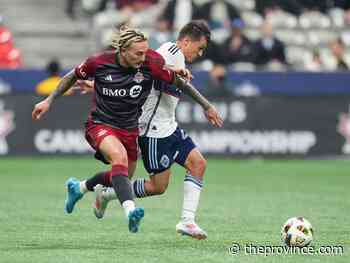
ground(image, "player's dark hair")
xmin=178 ymin=20 xmax=211 ymax=43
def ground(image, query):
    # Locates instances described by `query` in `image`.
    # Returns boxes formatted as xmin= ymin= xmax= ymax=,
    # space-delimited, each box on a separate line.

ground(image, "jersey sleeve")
xmin=74 ymin=56 xmax=98 ymax=80
xmin=146 ymin=49 xmax=174 ymax=84
xmin=157 ymin=45 xmax=185 ymax=70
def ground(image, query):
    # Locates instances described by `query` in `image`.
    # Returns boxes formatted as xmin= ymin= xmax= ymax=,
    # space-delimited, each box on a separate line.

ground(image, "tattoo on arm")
xmin=47 ymin=70 xmax=77 ymax=103
xmin=173 ymin=75 xmax=212 ymax=110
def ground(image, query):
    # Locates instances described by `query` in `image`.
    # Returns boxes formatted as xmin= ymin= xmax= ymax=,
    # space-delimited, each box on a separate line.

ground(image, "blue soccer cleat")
xmin=128 ymin=208 xmax=145 ymax=233
xmin=64 ymin=177 xmax=83 ymax=214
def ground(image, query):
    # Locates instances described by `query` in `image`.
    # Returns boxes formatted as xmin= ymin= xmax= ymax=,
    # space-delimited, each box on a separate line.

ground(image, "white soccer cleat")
xmin=176 ymin=221 xmax=208 ymax=240
xmin=93 ymin=184 xmax=109 ymax=219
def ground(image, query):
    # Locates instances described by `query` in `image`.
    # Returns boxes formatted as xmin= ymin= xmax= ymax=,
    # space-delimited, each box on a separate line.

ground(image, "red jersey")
xmin=74 ymin=49 xmax=174 ymax=129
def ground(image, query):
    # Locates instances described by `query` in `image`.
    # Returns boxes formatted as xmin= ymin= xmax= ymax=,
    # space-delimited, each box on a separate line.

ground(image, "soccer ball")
xmin=281 ymin=217 xmax=314 ymax=247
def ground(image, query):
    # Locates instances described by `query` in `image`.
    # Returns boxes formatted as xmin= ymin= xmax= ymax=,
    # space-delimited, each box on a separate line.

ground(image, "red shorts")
xmin=85 ymin=121 xmax=139 ymax=162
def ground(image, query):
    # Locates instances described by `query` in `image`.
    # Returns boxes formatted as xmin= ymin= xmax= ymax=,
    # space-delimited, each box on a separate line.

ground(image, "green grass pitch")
xmin=0 ymin=157 xmax=349 ymax=263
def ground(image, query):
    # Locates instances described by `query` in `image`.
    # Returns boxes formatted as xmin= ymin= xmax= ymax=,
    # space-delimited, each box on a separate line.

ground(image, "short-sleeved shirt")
xmin=139 ymin=42 xmax=185 ymax=138
xmin=74 ymin=49 xmax=174 ymax=130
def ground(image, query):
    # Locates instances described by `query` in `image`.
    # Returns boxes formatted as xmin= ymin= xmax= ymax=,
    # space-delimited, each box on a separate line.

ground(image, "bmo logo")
xmin=102 ymin=88 xmax=127 ymax=97
xmin=102 ymin=85 xmax=143 ymax=98
xmin=130 ymin=85 xmax=142 ymax=98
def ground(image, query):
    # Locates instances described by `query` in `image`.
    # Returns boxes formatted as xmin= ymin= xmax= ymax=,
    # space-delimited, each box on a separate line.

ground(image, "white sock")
xmin=181 ymin=173 xmax=203 ymax=223
xmin=122 ymin=200 xmax=136 ymax=219
xmin=103 ymin=187 xmax=117 ymax=201
xmin=79 ymin=180 xmax=88 ymax=194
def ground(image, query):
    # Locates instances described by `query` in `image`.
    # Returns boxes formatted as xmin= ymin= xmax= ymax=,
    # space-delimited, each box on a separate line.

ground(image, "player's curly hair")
xmin=110 ymin=25 xmax=148 ymax=52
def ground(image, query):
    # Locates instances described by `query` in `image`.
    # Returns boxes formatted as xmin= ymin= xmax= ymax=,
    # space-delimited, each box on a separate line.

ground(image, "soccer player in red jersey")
xmin=32 ymin=26 xmax=222 ymax=233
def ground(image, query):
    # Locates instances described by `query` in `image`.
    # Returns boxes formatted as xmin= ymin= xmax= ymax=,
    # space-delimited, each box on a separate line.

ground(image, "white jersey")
xmin=139 ymin=42 xmax=185 ymax=138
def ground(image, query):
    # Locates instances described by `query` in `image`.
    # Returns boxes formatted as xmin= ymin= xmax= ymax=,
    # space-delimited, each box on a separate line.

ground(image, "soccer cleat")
xmin=93 ymin=184 xmax=109 ymax=219
xmin=176 ymin=221 xmax=208 ymax=240
xmin=64 ymin=177 xmax=83 ymax=214
xmin=128 ymin=208 xmax=145 ymax=233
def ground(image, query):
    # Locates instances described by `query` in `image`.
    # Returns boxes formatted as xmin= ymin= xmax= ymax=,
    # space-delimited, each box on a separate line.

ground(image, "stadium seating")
xmin=1 ymin=0 xmax=349 ymax=70
xmin=0 ymin=0 xmax=91 ymax=68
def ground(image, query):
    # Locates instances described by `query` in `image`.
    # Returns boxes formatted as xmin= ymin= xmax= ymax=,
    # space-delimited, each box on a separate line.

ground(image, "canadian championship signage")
xmin=177 ymin=97 xmax=345 ymax=157
xmin=1 ymin=94 xmax=350 ymax=157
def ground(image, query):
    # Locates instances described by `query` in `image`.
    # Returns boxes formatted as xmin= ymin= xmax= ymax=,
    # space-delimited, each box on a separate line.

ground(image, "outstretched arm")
xmin=32 ymin=70 xmax=77 ymax=120
xmin=45 ymin=70 xmax=77 ymax=104
xmin=173 ymin=75 xmax=223 ymax=127
xmin=174 ymin=75 xmax=210 ymax=110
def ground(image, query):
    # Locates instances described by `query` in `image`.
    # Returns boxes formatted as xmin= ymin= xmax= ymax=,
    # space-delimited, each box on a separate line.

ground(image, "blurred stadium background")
xmin=0 ymin=0 xmax=349 ymax=262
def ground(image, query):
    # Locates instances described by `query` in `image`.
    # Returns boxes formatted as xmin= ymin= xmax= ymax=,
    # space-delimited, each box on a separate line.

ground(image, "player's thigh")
xmin=98 ymin=135 xmax=128 ymax=165
xmin=138 ymin=136 xmax=174 ymax=175
xmin=120 ymin=130 xmax=138 ymax=165
xmin=172 ymin=128 xmax=199 ymax=169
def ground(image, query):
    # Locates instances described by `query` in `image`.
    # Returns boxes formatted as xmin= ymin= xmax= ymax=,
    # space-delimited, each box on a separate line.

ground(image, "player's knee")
xmin=109 ymin=151 xmax=128 ymax=166
xmin=190 ymin=156 xmax=207 ymax=177
xmin=199 ymin=157 xmax=207 ymax=170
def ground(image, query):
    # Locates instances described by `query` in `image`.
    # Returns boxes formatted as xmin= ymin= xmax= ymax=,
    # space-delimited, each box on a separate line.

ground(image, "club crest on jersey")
xmin=133 ymin=71 xmax=144 ymax=83
xmin=160 ymin=155 xmax=170 ymax=168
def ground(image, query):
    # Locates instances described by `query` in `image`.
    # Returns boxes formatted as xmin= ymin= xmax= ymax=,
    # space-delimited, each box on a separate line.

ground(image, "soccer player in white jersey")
xmin=94 ymin=21 xmax=220 ymax=239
